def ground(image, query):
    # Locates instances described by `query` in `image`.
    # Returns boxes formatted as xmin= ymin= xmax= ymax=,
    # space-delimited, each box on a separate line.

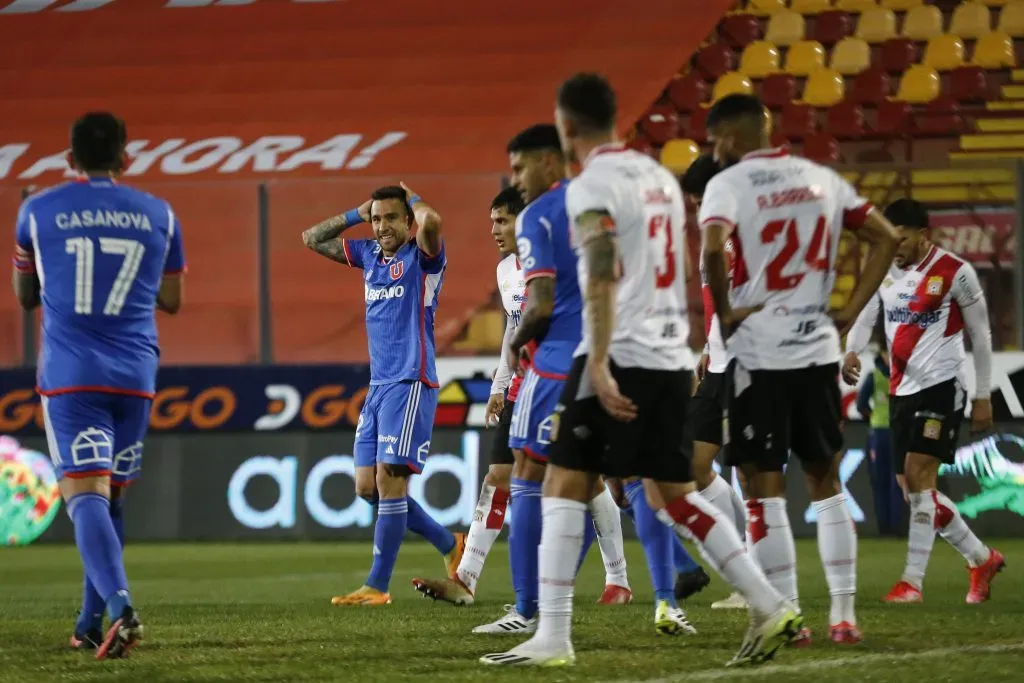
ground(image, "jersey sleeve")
xmin=833 ymin=172 xmax=872 ymax=230
xmin=418 ymin=238 xmax=446 ymax=274
xmin=565 ymin=175 xmax=616 ymax=232
xmin=13 ymin=201 xmax=34 ymax=273
xmin=844 ymin=290 xmax=881 ymax=355
xmin=341 ymin=238 xmax=372 ymax=269
xmin=951 ymin=262 xmax=993 ymax=398
xmin=515 ymin=206 xmax=556 ymax=282
xmin=163 ymin=206 xmax=187 ymax=276
xmin=698 ymin=175 xmax=739 ymax=233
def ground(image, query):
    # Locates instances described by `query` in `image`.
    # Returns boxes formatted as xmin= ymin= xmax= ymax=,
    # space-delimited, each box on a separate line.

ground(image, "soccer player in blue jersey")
xmin=12 ymin=112 xmax=186 ymax=659
xmin=302 ymin=184 xmax=465 ymax=606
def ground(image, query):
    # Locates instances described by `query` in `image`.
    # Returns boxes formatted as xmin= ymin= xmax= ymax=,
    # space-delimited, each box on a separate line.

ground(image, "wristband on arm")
xmin=343 ymin=208 xmax=364 ymax=227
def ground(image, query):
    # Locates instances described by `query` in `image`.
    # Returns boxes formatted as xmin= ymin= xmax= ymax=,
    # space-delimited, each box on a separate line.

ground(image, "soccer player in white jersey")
xmin=699 ymin=94 xmax=899 ymax=645
xmin=483 ymin=73 xmax=802 ymax=668
xmin=841 ymin=198 xmax=1005 ymax=605
xmin=413 ymin=187 xmax=525 ymax=604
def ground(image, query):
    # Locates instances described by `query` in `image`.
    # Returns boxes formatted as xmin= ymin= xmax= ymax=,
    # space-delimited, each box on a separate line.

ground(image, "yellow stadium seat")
xmin=855 ymin=8 xmax=897 ymax=43
xmin=923 ymin=34 xmax=966 ymax=71
xmin=977 ymin=0 xmax=1009 ymax=6
xmin=972 ymin=31 xmax=1017 ymax=68
xmin=739 ymin=41 xmax=782 ymax=77
xmin=902 ymin=5 xmax=944 ymax=40
xmin=803 ymin=67 xmax=847 ymax=106
xmin=880 ymin=0 xmax=922 ymax=9
xmin=660 ymin=139 xmax=701 ymax=173
xmin=830 ymin=36 xmax=872 ymax=74
xmin=786 ymin=40 xmax=827 ymax=76
xmin=950 ymin=2 xmax=992 ymax=38
xmin=836 ymin=0 xmax=878 ymax=12
xmin=896 ymin=64 xmax=940 ymax=103
xmin=791 ymin=0 xmax=832 ymax=14
xmin=765 ymin=10 xmax=806 ymax=45
xmin=998 ymin=0 xmax=1024 ymax=36
xmin=745 ymin=0 xmax=787 ymax=14
xmin=713 ymin=71 xmax=754 ymax=101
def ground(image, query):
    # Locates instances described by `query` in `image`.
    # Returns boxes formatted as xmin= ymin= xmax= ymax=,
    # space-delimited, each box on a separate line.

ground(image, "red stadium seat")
xmin=696 ymin=43 xmax=736 ymax=80
xmin=781 ymin=101 xmax=817 ymax=139
xmin=686 ymin=106 xmax=711 ymax=143
xmin=667 ymin=74 xmax=709 ymax=112
xmin=720 ymin=14 xmax=762 ymax=49
xmin=915 ymin=95 xmax=964 ymax=135
xmin=881 ymin=37 xmax=918 ymax=73
xmin=949 ymin=65 xmax=990 ymax=102
xmin=770 ymin=130 xmax=791 ymax=148
xmin=761 ymin=73 xmax=798 ymax=109
xmin=803 ymin=132 xmax=841 ymax=162
xmin=826 ymin=100 xmax=866 ymax=138
xmin=875 ymin=99 xmax=911 ymax=134
xmin=850 ymin=67 xmax=891 ymax=105
xmin=638 ymin=104 xmax=678 ymax=145
xmin=626 ymin=135 xmax=656 ymax=158
xmin=814 ymin=10 xmax=854 ymax=44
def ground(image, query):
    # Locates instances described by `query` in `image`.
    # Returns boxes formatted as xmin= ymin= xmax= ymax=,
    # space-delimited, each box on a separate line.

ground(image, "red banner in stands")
xmin=930 ymin=209 xmax=1017 ymax=267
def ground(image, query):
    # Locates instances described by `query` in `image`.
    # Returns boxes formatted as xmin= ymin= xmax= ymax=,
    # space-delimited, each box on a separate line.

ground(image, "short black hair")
xmin=556 ymin=72 xmax=617 ymax=134
xmin=70 ymin=112 xmax=126 ymax=172
xmin=370 ymin=185 xmax=413 ymax=224
xmin=706 ymin=94 xmax=764 ymax=130
xmin=506 ymin=124 xmax=562 ymax=155
xmin=491 ymin=186 xmax=525 ymax=215
xmin=884 ymin=198 xmax=930 ymax=229
xmin=680 ymin=154 xmax=721 ymax=197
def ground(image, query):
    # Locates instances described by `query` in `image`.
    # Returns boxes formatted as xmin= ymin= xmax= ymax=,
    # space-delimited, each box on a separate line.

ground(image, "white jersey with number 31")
xmin=567 ymin=144 xmax=694 ymax=372
xmin=698 ymin=148 xmax=872 ymax=370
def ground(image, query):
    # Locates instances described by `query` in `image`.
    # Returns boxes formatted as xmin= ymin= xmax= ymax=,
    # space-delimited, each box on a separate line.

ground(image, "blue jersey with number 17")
xmin=13 ymin=178 xmax=186 ymax=397
xmin=514 ymin=181 xmax=582 ymax=377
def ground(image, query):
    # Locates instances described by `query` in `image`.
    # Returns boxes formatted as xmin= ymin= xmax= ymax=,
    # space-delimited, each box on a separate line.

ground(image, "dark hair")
xmin=70 ymin=112 xmax=127 ymax=172
xmin=706 ymin=94 xmax=764 ymax=130
xmin=491 ymin=186 xmax=525 ymax=215
xmin=883 ymin=197 xmax=929 ymax=229
xmin=680 ymin=154 xmax=721 ymax=197
xmin=506 ymin=124 xmax=562 ymax=155
xmin=370 ymin=185 xmax=413 ymax=224
xmin=556 ymin=72 xmax=617 ymax=134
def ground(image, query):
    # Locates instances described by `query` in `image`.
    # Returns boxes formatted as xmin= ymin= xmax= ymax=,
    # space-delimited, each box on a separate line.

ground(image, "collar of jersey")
xmin=76 ymin=175 xmax=118 ymax=186
xmin=741 ymin=146 xmax=790 ymax=161
xmin=914 ymin=244 xmax=938 ymax=272
xmin=583 ymin=142 xmax=626 ymax=167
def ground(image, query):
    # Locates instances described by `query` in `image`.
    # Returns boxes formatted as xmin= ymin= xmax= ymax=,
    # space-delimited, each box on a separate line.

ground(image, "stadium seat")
xmin=803 ymin=67 xmax=847 ymax=105
xmin=660 ymin=139 xmax=701 ymax=172
xmin=923 ymin=34 xmax=966 ymax=71
xmin=803 ymin=132 xmax=841 ymax=162
xmin=978 ymin=0 xmax=1010 ymax=5
xmin=880 ymin=0 xmax=922 ymax=9
xmin=739 ymin=41 xmax=782 ymax=77
xmin=791 ymin=0 xmax=833 ymax=14
xmin=950 ymin=2 xmax=992 ymax=39
xmin=826 ymin=100 xmax=866 ymax=137
xmin=765 ymin=10 xmax=806 ymax=45
xmin=814 ymin=10 xmax=854 ymax=43
xmin=712 ymin=71 xmax=755 ymax=100
xmin=786 ymin=40 xmax=827 ymax=75
xmin=781 ymin=101 xmax=817 ymax=139
xmin=667 ymin=74 xmax=708 ymax=112
xmin=997 ymin=2 xmax=1024 ymax=37
xmin=875 ymin=99 xmax=911 ymax=134
xmin=771 ymin=130 xmax=791 ymax=147
xmin=836 ymin=0 xmax=878 ymax=12
xmin=949 ymin=65 xmax=991 ymax=101
xmin=831 ymin=37 xmax=872 ymax=74
xmin=896 ymin=64 xmax=940 ymax=103
xmin=902 ymin=5 xmax=944 ymax=40
xmin=746 ymin=0 xmax=787 ymax=14
xmin=850 ymin=66 xmax=891 ymax=104
xmin=915 ymin=95 xmax=964 ymax=135
xmin=696 ymin=43 xmax=736 ymax=80
xmin=720 ymin=13 xmax=763 ymax=49
xmin=881 ymin=37 xmax=918 ymax=72
xmin=855 ymin=8 xmax=897 ymax=43
xmin=626 ymin=136 xmax=655 ymax=158
xmin=686 ymin=106 xmax=710 ymax=142
xmin=971 ymin=31 xmax=1017 ymax=68
xmin=638 ymin=104 xmax=678 ymax=145
xmin=762 ymin=73 xmax=799 ymax=108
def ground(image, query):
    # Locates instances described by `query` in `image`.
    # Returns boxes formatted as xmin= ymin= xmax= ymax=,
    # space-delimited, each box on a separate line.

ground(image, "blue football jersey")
xmin=514 ymin=182 xmax=582 ymax=377
xmin=342 ymin=237 xmax=445 ymax=387
xmin=13 ymin=178 xmax=186 ymax=397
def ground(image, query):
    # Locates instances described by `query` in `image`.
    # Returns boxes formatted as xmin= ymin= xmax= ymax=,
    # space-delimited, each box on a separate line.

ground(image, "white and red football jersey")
xmin=699 ymin=236 xmax=736 ymax=373
xmin=491 ymin=253 xmax=527 ymax=400
xmin=698 ymin=147 xmax=872 ymax=370
xmin=567 ymin=144 xmax=694 ymax=372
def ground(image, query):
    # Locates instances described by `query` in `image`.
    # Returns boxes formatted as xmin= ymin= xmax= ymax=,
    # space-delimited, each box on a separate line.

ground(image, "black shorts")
xmin=891 ymin=379 xmax=966 ymax=474
xmin=548 ymin=356 xmax=693 ymax=482
xmin=489 ymin=398 xmax=516 ymax=466
xmin=725 ymin=360 xmax=842 ymax=471
xmin=688 ymin=370 xmax=726 ymax=446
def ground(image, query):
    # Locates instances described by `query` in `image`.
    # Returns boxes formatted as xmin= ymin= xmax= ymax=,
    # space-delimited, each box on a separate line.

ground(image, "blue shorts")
xmin=40 ymin=392 xmax=151 ymax=487
xmin=508 ymin=368 xmax=564 ymax=461
xmin=355 ymin=381 xmax=438 ymax=473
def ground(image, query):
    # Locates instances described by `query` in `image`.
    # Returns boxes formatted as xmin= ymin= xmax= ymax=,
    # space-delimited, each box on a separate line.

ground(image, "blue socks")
xmin=67 ymin=493 xmax=131 ymax=621
xmin=406 ymin=497 xmax=455 ymax=555
xmin=626 ymin=481 xmax=677 ymax=607
xmin=672 ymin=532 xmax=700 ymax=574
xmin=577 ymin=512 xmax=597 ymax=573
xmin=509 ymin=478 xmax=542 ymax=619
xmin=366 ymin=497 xmax=408 ymax=592
xmin=77 ymin=497 xmax=125 ymax=634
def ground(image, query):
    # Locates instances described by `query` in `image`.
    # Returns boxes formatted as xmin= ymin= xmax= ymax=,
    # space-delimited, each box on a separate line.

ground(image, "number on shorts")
xmin=65 ymin=236 xmax=146 ymax=315
xmin=760 ymin=215 xmax=830 ymax=291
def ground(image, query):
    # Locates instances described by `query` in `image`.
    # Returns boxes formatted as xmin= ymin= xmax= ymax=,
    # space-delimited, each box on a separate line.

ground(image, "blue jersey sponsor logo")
xmin=886 ymin=307 xmax=942 ymax=328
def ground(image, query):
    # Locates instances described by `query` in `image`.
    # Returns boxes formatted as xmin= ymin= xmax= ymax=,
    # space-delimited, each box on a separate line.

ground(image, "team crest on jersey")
xmin=926 ymin=276 xmax=943 ymax=296
xmin=923 ymin=418 xmax=942 ymax=440
xmin=390 ymin=261 xmax=404 ymax=280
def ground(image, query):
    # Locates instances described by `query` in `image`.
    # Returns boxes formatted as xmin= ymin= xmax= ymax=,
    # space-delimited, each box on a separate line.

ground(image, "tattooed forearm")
xmin=583 ymin=231 xmax=618 ymax=363
xmin=302 ymin=214 xmax=351 ymax=264
xmin=702 ymin=221 xmax=731 ymax=331
xmin=510 ymin=277 xmax=554 ymax=352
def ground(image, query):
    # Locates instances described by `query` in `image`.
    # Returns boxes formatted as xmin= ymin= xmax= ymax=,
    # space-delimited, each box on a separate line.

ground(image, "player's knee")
xmin=692 ymin=443 xmax=718 ymax=489
xmin=485 ymin=464 xmax=512 ymax=490
xmin=58 ymin=474 xmax=111 ymax=502
xmin=376 ymin=464 xmax=412 ymax=498
xmin=355 ymin=466 xmax=377 ymax=501
xmin=541 ymin=464 xmax=591 ymax=501
xmin=904 ymin=453 xmax=939 ymax=492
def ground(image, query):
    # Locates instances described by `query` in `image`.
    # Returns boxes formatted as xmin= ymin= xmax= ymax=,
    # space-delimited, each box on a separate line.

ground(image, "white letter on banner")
xmin=305 ymin=455 xmax=373 ymax=529
xmin=227 ymin=456 xmax=297 ymax=529
xmin=254 ymin=384 xmax=301 ymax=431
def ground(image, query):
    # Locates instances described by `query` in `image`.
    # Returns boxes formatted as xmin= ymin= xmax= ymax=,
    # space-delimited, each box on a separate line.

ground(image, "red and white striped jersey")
xmin=491 ymin=253 xmax=527 ymax=400
xmin=699 ymin=236 xmax=736 ymax=373
xmin=698 ymin=147 xmax=871 ymax=370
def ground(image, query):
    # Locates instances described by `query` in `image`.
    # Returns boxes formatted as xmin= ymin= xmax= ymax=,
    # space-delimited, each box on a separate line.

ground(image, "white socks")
xmin=904 ymin=489 xmax=990 ymax=589
xmin=534 ymin=498 xmax=586 ymax=648
xmin=700 ymin=473 xmax=746 ymax=535
xmin=589 ymin=485 xmax=629 ymax=589
xmin=813 ymin=493 xmax=857 ymax=625
xmin=456 ymin=482 xmax=509 ymax=593
xmin=747 ymin=497 xmax=799 ymax=607
xmin=933 ymin=489 xmax=990 ymax=567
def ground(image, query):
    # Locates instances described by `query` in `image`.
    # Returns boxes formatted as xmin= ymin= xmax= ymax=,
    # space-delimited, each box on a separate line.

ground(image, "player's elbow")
xmin=420 ymin=213 xmax=442 ymax=236
xmin=158 ymin=278 xmax=184 ymax=314
xmin=12 ymin=272 xmax=39 ymax=310
xmin=301 ymin=230 xmax=317 ymax=249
